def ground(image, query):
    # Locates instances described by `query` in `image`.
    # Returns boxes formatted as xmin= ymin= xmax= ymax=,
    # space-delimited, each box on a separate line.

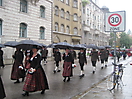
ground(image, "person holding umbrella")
xmin=22 ymin=45 xmax=49 ymax=96
xmin=40 ymin=47 xmax=48 ymax=65
xmin=99 ymin=49 xmax=106 ymax=69
xmin=0 ymin=47 xmax=5 ymax=68
xmin=62 ymin=47 xmax=73 ymax=82
xmin=90 ymin=49 xmax=99 ymax=74
xmin=53 ymin=48 xmax=61 ymax=73
xmin=11 ymin=47 xmax=25 ymax=83
xmin=78 ymin=48 xmax=87 ymax=77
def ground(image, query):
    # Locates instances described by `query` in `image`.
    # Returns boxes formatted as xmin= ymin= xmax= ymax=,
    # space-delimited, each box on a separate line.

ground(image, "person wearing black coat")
xmin=53 ymin=48 xmax=61 ymax=73
xmin=40 ymin=47 xmax=48 ymax=65
xmin=90 ymin=49 xmax=99 ymax=74
xmin=22 ymin=45 xmax=49 ymax=96
xmin=0 ymin=76 xmax=6 ymax=99
xmin=0 ymin=48 xmax=5 ymax=68
xmin=99 ymin=49 xmax=106 ymax=69
xmin=62 ymin=48 xmax=73 ymax=82
xmin=104 ymin=48 xmax=110 ymax=67
xmin=11 ymin=47 xmax=25 ymax=83
xmin=78 ymin=48 xmax=87 ymax=77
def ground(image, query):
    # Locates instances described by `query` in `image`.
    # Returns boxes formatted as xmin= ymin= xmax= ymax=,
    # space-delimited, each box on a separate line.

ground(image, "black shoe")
xmin=14 ymin=80 xmax=20 ymax=84
xmin=93 ymin=71 xmax=95 ymax=74
xmin=57 ymin=70 xmax=61 ymax=72
xmin=63 ymin=78 xmax=66 ymax=82
xmin=79 ymin=74 xmax=84 ymax=78
xmin=101 ymin=67 xmax=103 ymax=69
xmin=22 ymin=78 xmax=25 ymax=82
xmin=22 ymin=92 xmax=29 ymax=96
xmin=105 ymin=65 xmax=107 ymax=67
xmin=41 ymin=89 xmax=45 ymax=94
xmin=67 ymin=77 xmax=70 ymax=82
xmin=53 ymin=70 xmax=56 ymax=73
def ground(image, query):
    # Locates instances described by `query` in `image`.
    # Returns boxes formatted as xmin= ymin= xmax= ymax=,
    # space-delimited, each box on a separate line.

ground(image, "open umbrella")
xmin=98 ymin=46 xmax=106 ymax=50
xmin=47 ymin=43 xmax=57 ymax=48
xmin=39 ymin=43 xmax=47 ymax=47
xmin=87 ymin=44 xmax=98 ymax=49
xmin=73 ymin=44 xmax=86 ymax=50
xmin=16 ymin=40 xmax=42 ymax=50
xmin=0 ymin=44 xmax=5 ymax=48
xmin=54 ymin=42 xmax=73 ymax=49
xmin=104 ymin=45 xmax=111 ymax=48
xmin=4 ymin=41 xmax=18 ymax=48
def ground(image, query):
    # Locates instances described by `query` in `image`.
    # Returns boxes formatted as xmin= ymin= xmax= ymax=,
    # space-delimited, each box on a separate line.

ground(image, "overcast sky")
xmin=98 ymin=0 xmax=131 ymax=32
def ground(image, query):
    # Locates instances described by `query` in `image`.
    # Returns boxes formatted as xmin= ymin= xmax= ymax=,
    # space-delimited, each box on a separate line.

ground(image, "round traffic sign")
xmin=108 ymin=13 xmax=122 ymax=26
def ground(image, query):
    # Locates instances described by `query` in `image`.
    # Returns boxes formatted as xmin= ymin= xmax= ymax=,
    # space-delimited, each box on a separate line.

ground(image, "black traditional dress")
xmin=11 ymin=50 xmax=25 ymax=80
xmin=23 ymin=54 xmax=49 ymax=92
xmin=0 ymin=49 xmax=5 ymax=68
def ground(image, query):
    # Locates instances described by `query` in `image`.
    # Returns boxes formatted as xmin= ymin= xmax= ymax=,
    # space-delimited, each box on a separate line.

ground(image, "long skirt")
xmin=23 ymin=67 xmax=49 ymax=92
xmin=11 ymin=61 xmax=25 ymax=80
xmin=0 ymin=76 xmax=6 ymax=99
xmin=62 ymin=62 xmax=72 ymax=77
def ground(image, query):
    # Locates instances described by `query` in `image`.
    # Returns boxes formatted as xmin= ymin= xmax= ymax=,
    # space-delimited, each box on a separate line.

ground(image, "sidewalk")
xmin=72 ymin=57 xmax=132 ymax=99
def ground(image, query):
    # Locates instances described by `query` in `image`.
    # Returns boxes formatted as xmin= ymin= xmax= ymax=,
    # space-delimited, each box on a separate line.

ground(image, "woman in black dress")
xmin=0 ymin=76 xmax=6 ymax=99
xmin=62 ymin=48 xmax=73 ymax=82
xmin=22 ymin=45 xmax=49 ymax=96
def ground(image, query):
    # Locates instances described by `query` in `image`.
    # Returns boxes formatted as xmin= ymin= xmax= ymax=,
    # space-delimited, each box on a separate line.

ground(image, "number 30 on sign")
xmin=105 ymin=11 xmax=126 ymax=32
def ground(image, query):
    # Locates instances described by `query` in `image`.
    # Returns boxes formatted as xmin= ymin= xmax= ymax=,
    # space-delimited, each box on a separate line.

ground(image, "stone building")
xmin=0 ymin=0 xmax=52 ymax=64
xmin=52 ymin=0 xmax=82 ymax=45
xmin=82 ymin=0 xmax=109 ymax=46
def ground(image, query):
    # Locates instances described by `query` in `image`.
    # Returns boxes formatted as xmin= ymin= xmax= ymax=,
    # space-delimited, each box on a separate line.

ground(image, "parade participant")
xmin=24 ymin=50 xmax=33 ymax=70
xmin=78 ymin=48 xmax=87 ymax=77
xmin=40 ymin=47 xmax=48 ymax=65
xmin=53 ymin=48 xmax=61 ymax=73
xmin=0 ymin=76 xmax=6 ymax=99
xmin=0 ymin=47 xmax=5 ymax=68
xmin=116 ymin=50 xmax=121 ymax=62
xmin=70 ymin=48 xmax=76 ymax=64
xmin=22 ymin=45 xmax=49 ymax=96
xmin=99 ymin=49 xmax=106 ymax=69
xmin=11 ymin=47 xmax=25 ymax=83
xmin=62 ymin=47 xmax=73 ymax=82
xmin=122 ymin=50 xmax=127 ymax=60
xmin=90 ymin=49 xmax=99 ymax=74
xmin=104 ymin=48 xmax=110 ymax=67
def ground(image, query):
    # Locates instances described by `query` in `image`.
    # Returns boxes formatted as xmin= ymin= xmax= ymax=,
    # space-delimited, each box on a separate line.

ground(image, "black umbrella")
xmin=98 ymin=46 xmax=106 ymax=49
xmin=16 ymin=40 xmax=42 ymax=50
xmin=0 ymin=44 xmax=5 ymax=48
xmin=104 ymin=45 xmax=111 ymax=48
xmin=87 ymin=44 xmax=98 ymax=49
xmin=4 ymin=41 xmax=18 ymax=48
xmin=39 ymin=43 xmax=47 ymax=47
xmin=73 ymin=44 xmax=86 ymax=50
xmin=47 ymin=43 xmax=57 ymax=48
xmin=54 ymin=42 xmax=73 ymax=49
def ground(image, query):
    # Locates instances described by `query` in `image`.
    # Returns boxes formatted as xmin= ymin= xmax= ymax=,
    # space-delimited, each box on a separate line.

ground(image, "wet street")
xmin=0 ymin=57 xmax=131 ymax=99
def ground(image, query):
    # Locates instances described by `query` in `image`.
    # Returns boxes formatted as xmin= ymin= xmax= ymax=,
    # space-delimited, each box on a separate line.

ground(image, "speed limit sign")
xmin=105 ymin=11 xmax=126 ymax=32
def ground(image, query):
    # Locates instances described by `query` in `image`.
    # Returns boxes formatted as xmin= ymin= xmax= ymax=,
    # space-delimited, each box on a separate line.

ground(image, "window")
xmin=87 ymin=20 xmax=89 ymax=25
xmin=66 ymin=0 xmax=69 ymax=5
xmin=61 ymin=8 xmax=65 ymax=18
xmin=73 ymin=13 xmax=78 ymax=21
xmin=83 ymin=7 xmax=85 ymax=14
xmin=74 ymin=27 xmax=78 ymax=35
xmin=19 ymin=23 xmax=27 ymax=38
xmin=20 ymin=0 xmax=27 ymax=13
xmin=55 ymin=22 xmax=59 ymax=31
xmin=0 ymin=0 xmax=2 ymax=6
xmin=55 ymin=6 xmax=59 ymax=16
xmin=73 ymin=0 xmax=78 ymax=8
xmin=66 ymin=26 xmax=70 ymax=33
xmin=40 ymin=6 xmax=45 ymax=18
xmin=61 ymin=24 xmax=64 ymax=32
xmin=60 ymin=0 xmax=64 ymax=2
xmin=0 ymin=20 xmax=2 ymax=35
xmin=40 ymin=27 xmax=45 ymax=39
xmin=66 ymin=11 xmax=70 ymax=20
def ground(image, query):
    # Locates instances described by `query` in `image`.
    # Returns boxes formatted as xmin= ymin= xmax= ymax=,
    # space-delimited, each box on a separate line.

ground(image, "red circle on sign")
xmin=108 ymin=14 xmax=122 ymax=26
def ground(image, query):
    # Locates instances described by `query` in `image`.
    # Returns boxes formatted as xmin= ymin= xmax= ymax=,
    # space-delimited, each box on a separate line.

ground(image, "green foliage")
xmin=82 ymin=0 xmax=89 ymax=7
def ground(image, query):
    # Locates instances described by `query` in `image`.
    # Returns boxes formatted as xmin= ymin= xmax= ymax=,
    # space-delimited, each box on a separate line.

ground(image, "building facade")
xmin=52 ymin=0 xmax=82 ymax=45
xmin=82 ymin=0 xmax=109 ymax=46
xmin=0 ymin=0 xmax=52 ymax=64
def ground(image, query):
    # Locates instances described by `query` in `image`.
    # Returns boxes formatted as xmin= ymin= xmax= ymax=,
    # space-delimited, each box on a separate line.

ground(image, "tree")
xmin=120 ymin=32 xmax=130 ymax=48
xmin=82 ymin=0 xmax=89 ymax=7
